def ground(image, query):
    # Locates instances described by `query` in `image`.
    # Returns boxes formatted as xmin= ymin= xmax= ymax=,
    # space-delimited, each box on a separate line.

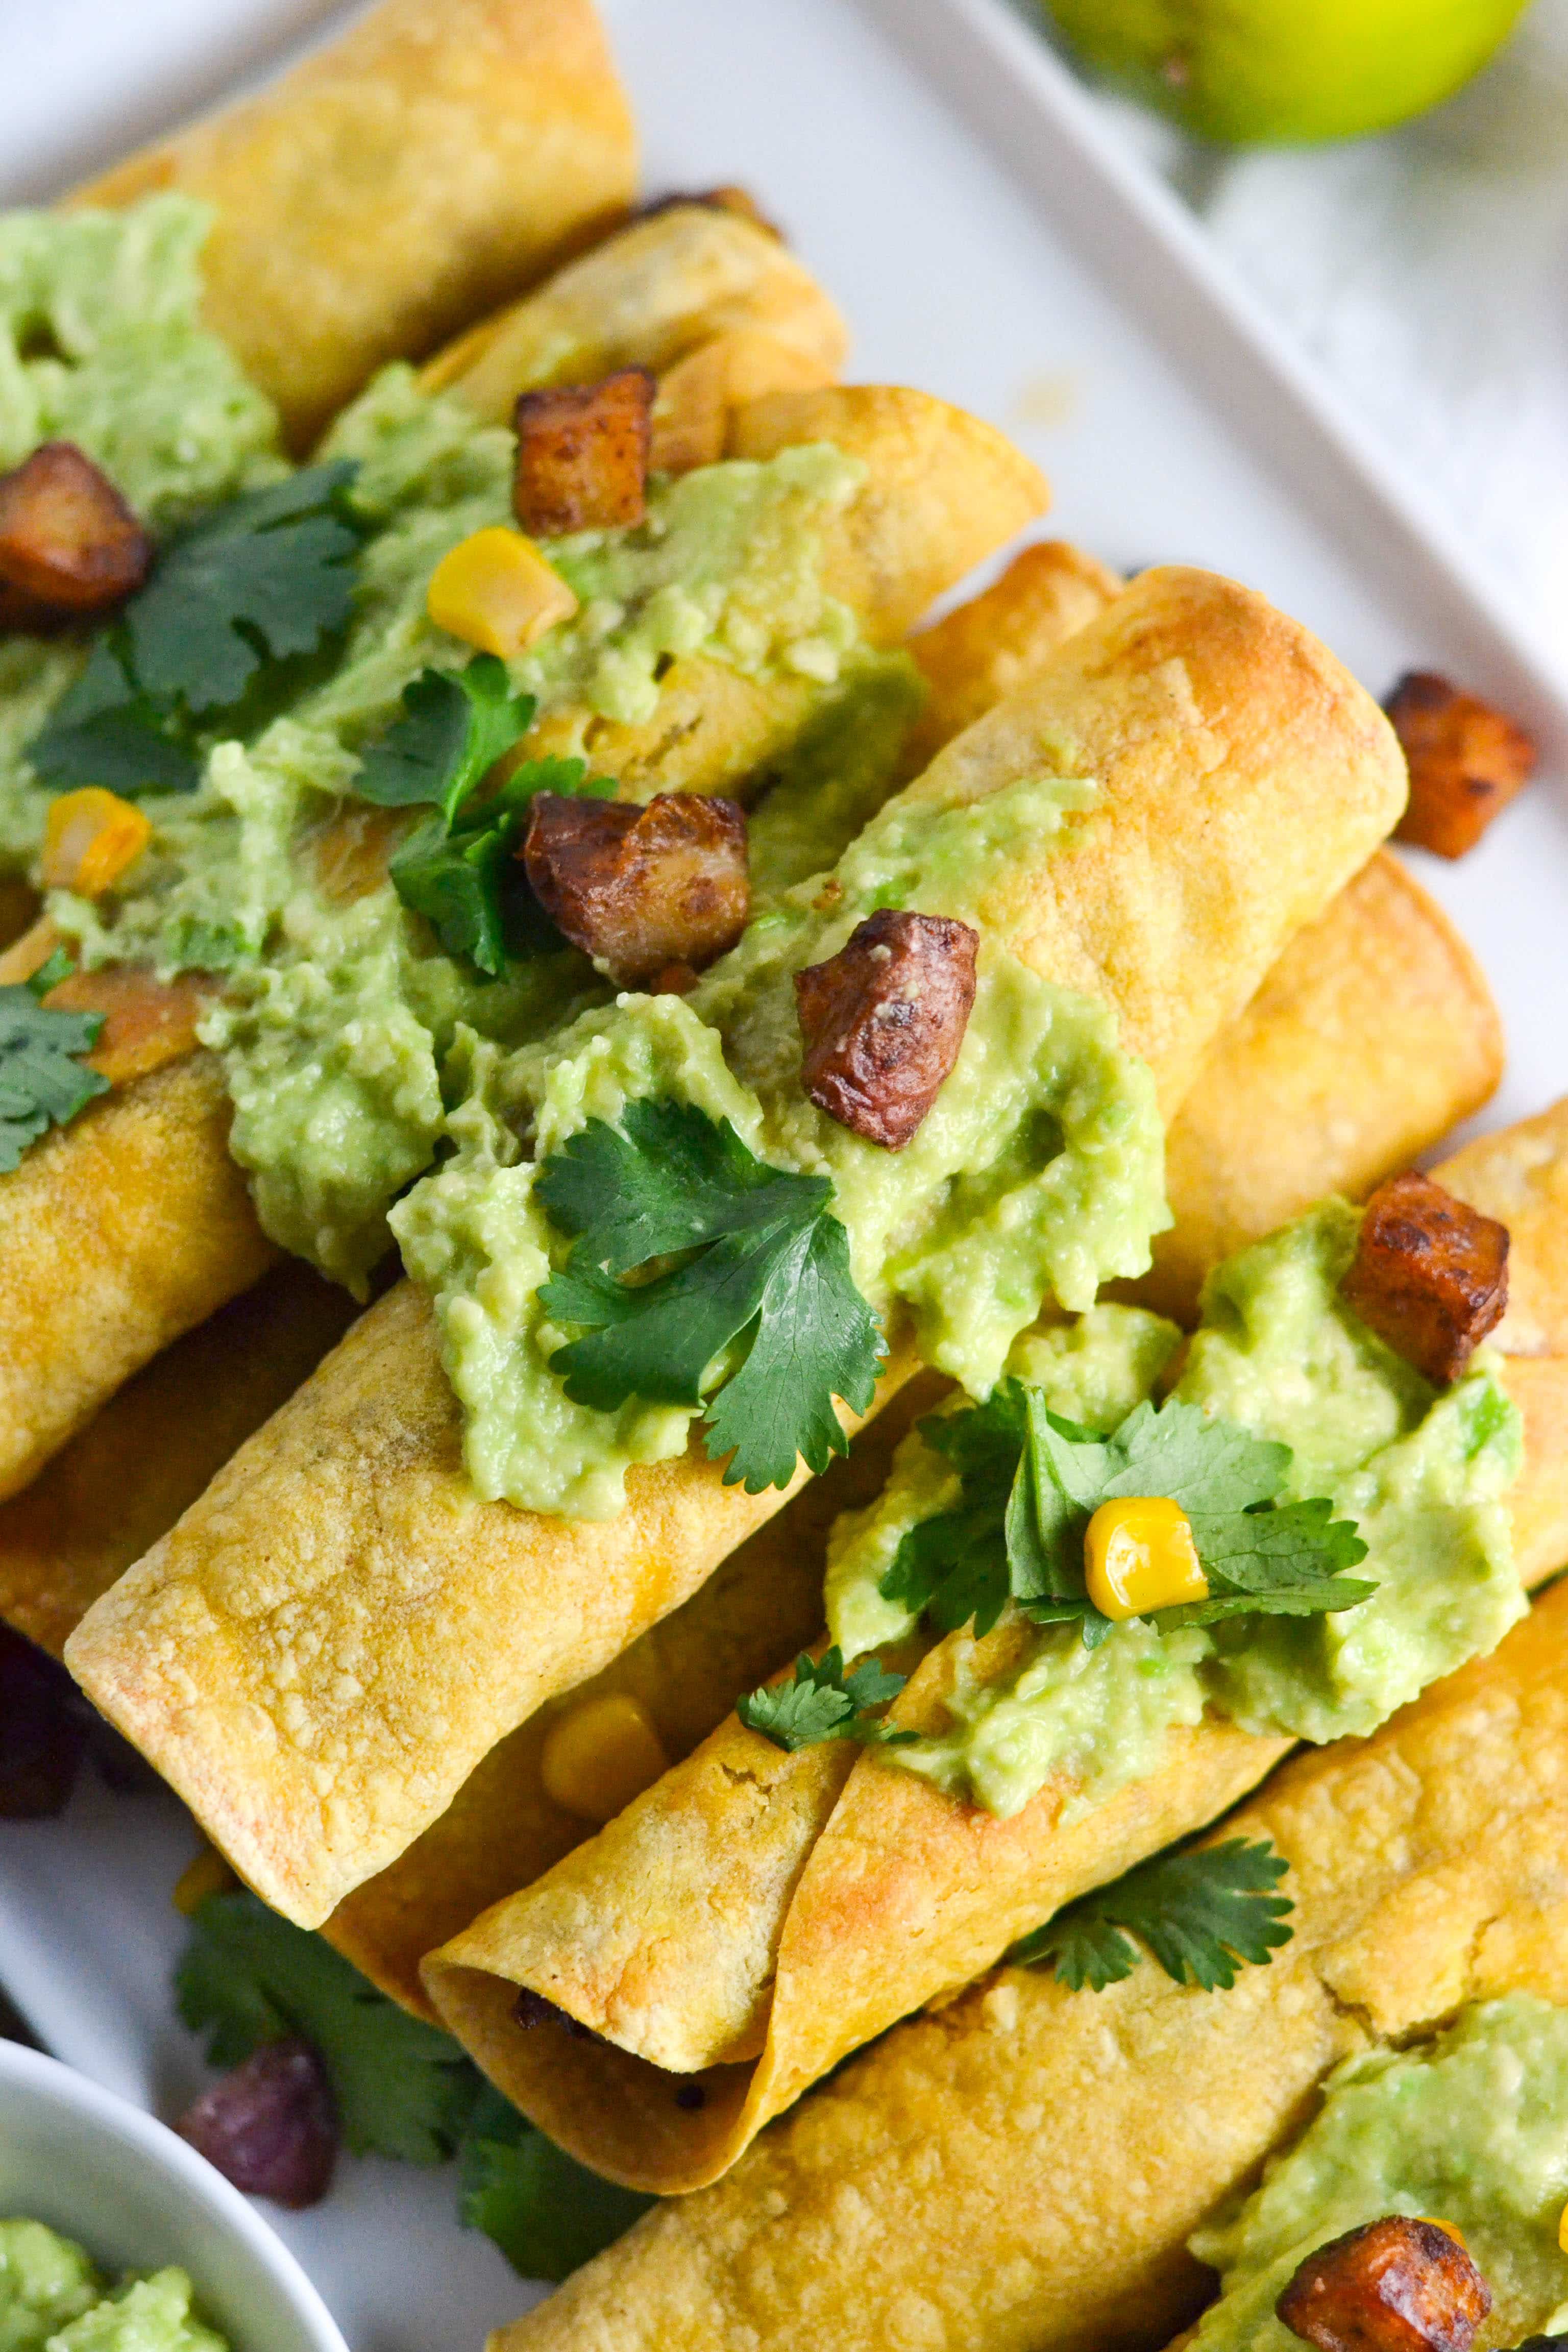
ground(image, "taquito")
xmin=424 ymin=1110 xmax=1566 ymax=2190
xmin=0 ymin=381 xmax=1043 ymax=1502
xmin=491 ymin=1545 xmax=1568 ymax=2352
xmin=67 ymin=567 xmax=1406 ymax=1926
xmin=71 ymin=0 xmax=638 ymax=450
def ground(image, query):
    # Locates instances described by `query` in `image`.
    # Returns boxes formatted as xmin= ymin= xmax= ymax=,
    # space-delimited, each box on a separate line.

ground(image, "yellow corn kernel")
xmin=540 ymin=1693 xmax=670 ymax=1827
xmin=41 ymin=789 xmax=152 ymax=898
xmin=172 ymin=1842 xmax=239 ymax=1917
xmin=426 ymin=526 xmax=578 ymax=656
xmin=1084 ymin=1496 xmax=1209 ymax=1621
xmin=1559 ymin=2202 xmax=1568 ymax=2256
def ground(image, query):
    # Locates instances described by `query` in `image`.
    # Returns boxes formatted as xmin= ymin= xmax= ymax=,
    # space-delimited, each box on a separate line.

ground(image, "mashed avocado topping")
xmin=0 ymin=198 xmax=285 ymax=868
xmin=832 ymin=1200 xmax=1523 ymax=1817
xmin=0 ymin=206 xmax=914 ymax=1286
xmin=393 ymin=767 xmax=1167 ymax=1516
xmin=1189 ymin=1998 xmax=1568 ymax=2352
xmin=0 ymin=2222 xmax=226 ymax=2352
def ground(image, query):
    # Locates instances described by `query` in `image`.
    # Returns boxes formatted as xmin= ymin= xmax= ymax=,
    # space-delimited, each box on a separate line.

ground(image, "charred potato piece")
xmin=1387 ymin=671 xmax=1535 ymax=859
xmin=512 ymin=368 xmax=655 ymax=538
xmin=0 ymin=442 xmax=150 ymax=620
xmin=794 ymin=909 xmax=978 ymax=1150
xmin=1341 ymin=1169 xmax=1509 ymax=1386
xmin=522 ymin=790 xmax=750 ymax=986
xmin=1277 ymin=2217 xmax=1492 ymax=2352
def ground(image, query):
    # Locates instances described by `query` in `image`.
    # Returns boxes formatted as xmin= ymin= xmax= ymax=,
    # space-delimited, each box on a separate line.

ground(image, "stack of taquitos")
xmin=0 ymin=241 xmax=1042 ymax=1502
xmin=488 ymin=1405 xmax=1568 ymax=2352
xmin=421 ymin=1107 xmax=1568 ymax=2190
xmin=0 ymin=549 xmax=1497 ymax=2020
xmin=66 ymin=564 xmax=1406 ymax=1925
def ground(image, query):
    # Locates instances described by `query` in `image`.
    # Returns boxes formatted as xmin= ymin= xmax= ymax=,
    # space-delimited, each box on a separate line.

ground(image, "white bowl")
xmin=0 ymin=2039 xmax=348 ymax=2352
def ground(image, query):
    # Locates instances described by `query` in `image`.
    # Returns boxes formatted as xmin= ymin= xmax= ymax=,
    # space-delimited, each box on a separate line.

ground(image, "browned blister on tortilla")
xmin=523 ymin=791 xmax=750 ymax=984
xmin=513 ymin=368 xmax=655 ymax=537
xmin=1341 ymin=1170 xmax=1509 ymax=1386
xmin=0 ymin=443 xmax=150 ymax=622
xmin=1277 ymin=2219 xmax=1492 ymax=2352
xmin=1387 ymin=671 xmax=1535 ymax=860
xmin=795 ymin=910 xmax=978 ymax=1149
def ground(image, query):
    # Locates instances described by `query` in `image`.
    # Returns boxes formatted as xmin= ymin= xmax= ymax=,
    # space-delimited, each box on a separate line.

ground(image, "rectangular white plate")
xmin=2 ymin=2 xmax=1564 ymax=2347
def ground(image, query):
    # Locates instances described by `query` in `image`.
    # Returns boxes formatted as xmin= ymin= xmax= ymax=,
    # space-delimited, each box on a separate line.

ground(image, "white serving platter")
xmin=1 ymin=1 xmax=1565 ymax=2347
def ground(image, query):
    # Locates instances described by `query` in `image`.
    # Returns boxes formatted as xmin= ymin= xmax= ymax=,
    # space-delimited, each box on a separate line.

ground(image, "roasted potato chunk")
xmin=512 ymin=368 xmax=655 ymax=538
xmin=0 ymin=442 xmax=150 ymax=622
xmin=522 ymin=790 xmax=750 ymax=986
xmin=1277 ymin=2217 xmax=1492 ymax=2352
xmin=794 ymin=909 xmax=978 ymax=1149
xmin=1341 ymin=1169 xmax=1509 ymax=1386
xmin=1387 ymin=671 xmax=1535 ymax=859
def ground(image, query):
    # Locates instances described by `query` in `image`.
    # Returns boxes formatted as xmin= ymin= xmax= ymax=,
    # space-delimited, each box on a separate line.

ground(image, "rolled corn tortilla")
xmin=70 ymin=0 xmax=639 ymax=451
xmin=0 ymin=382 xmax=1044 ymax=1501
xmin=490 ymin=1541 xmax=1568 ymax=2352
xmin=421 ymin=1110 xmax=1565 ymax=2191
xmin=0 ymin=1259 xmax=357 ymax=1658
xmin=421 ymin=201 xmax=848 ymax=425
xmin=66 ymin=566 xmax=1407 ymax=1927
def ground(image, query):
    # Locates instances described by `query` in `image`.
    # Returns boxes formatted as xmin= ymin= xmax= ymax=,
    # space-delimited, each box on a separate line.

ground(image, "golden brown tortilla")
xmin=422 ymin=1110 xmax=1565 ymax=2190
xmin=492 ymin=1561 xmax=1568 ymax=2352
xmin=0 ymin=383 xmax=1043 ymax=1504
xmin=71 ymin=0 xmax=639 ymax=451
xmin=66 ymin=566 xmax=1406 ymax=1927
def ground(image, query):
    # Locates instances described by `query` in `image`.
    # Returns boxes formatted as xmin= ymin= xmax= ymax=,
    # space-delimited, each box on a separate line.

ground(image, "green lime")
xmin=1044 ymin=0 xmax=1534 ymax=144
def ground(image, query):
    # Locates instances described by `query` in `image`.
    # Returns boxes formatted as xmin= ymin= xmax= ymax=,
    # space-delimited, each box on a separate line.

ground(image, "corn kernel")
xmin=541 ymin=1693 xmax=669 ymax=1826
xmin=1084 ymin=1495 xmax=1208 ymax=1621
xmin=426 ymin=526 xmax=578 ymax=656
xmin=1559 ymin=2201 xmax=1568 ymax=2256
xmin=173 ymin=1843 xmax=239 ymax=1917
xmin=41 ymin=788 xmax=152 ymax=897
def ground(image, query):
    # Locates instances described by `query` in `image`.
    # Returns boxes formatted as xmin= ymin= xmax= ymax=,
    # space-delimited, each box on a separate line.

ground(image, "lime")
xmin=1044 ymin=0 xmax=1534 ymax=144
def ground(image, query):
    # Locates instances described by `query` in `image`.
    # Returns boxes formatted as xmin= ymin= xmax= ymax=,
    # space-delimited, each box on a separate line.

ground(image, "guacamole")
xmin=393 ymin=768 xmax=1167 ymax=1517
xmin=832 ymin=1201 xmax=1523 ymax=1818
xmin=1189 ymin=1998 xmax=1568 ymax=2352
xmin=0 ymin=2222 xmax=227 ymax=2352
xmin=0 ymin=199 xmax=285 ymax=870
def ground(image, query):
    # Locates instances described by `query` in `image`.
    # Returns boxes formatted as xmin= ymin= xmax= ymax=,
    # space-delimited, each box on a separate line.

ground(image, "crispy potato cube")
xmin=1277 ymin=2217 xmax=1491 ymax=2352
xmin=794 ymin=909 xmax=978 ymax=1150
xmin=512 ymin=368 xmax=655 ymax=538
xmin=1341 ymin=1169 xmax=1509 ymax=1386
xmin=522 ymin=790 xmax=750 ymax=986
xmin=1387 ymin=671 xmax=1535 ymax=859
xmin=0 ymin=442 xmax=150 ymax=619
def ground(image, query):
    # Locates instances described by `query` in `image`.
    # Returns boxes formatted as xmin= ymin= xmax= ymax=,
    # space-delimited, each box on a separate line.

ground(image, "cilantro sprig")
xmin=1012 ymin=1836 xmax=1294 ymax=1993
xmin=538 ymin=1096 xmax=886 ymax=1493
xmin=738 ymin=1647 xmax=912 ymax=1752
xmin=356 ymin=654 xmax=612 ymax=976
xmin=29 ymin=464 xmax=364 ymax=798
xmin=0 ymin=955 xmax=108 ymax=1172
xmin=176 ymin=1892 xmax=650 ymax=2280
xmin=883 ymin=1388 xmax=1373 ymax=1645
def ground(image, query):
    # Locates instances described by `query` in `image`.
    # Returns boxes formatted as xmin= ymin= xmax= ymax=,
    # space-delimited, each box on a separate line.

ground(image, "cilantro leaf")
xmin=738 ymin=1647 xmax=910 ymax=1752
xmin=1012 ymin=1836 xmax=1294 ymax=1993
xmin=28 ymin=642 xmax=203 ymax=799
xmin=175 ymin=1891 xmax=482 ymax=2164
xmin=26 ymin=464 xmax=364 ymax=797
xmin=126 ymin=463 xmax=362 ymax=716
xmin=0 ymin=972 xmax=107 ymax=1173
xmin=361 ymin=657 xmax=609 ymax=976
xmin=459 ymin=2086 xmax=653 ymax=2281
xmin=354 ymin=656 xmax=537 ymax=819
xmin=538 ymin=1097 xmax=885 ymax=1492
xmin=881 ymin=1389 xmax=1372 ymax=1644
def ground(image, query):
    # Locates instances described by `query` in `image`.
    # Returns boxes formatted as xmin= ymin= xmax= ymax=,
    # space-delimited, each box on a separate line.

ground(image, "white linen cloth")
xmin=1092 ymin=1 xmax=1568 ymax=667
